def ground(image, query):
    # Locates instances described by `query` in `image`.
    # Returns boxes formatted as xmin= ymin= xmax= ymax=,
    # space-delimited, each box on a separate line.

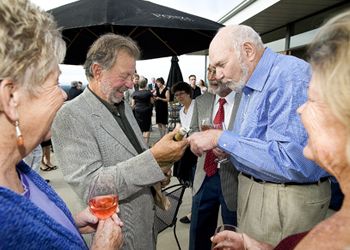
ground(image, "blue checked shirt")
xmin=218 ymin=48 xmax=329 ymax=183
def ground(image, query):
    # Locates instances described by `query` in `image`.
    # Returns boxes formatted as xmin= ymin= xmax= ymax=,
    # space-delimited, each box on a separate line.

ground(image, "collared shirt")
xmin=88 ymin=86 xmax=143 ymax=154
xmin=212 ymin=91 xmax=236 ymax=129
xmin=218 ymin=48 xmax=329 ymax=183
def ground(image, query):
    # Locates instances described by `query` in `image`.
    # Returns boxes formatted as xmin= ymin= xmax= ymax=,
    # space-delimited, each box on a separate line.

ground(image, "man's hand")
xmin=150 ymin=128 xmax=188 ymax=164
xmin=188 ymin=129 xmax=223 ymax=157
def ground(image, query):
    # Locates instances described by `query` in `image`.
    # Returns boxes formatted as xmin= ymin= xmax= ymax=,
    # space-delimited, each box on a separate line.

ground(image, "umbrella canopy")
xmin=49 ymin=0 xmax=223 ymax=65
xmin=166 ymin=56 xmax=183 ymax=101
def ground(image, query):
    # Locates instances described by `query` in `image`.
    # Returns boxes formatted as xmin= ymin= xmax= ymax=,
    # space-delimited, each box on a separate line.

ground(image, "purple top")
xmin=19 ymin=171 xmax=83 ymax=242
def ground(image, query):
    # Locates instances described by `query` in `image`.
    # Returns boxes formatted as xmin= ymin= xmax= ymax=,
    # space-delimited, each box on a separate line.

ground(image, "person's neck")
xmin=183 ymin=99 xmax=192 ymax=111
xmin=0 ymin=136 xmax=23 ymax=193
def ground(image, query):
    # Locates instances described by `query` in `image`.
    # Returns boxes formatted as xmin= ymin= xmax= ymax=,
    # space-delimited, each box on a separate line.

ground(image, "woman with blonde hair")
xmin=0 ymin=0 xmax=122 ymax=248
xmin=211 ymin=9 xmax=350 ymax=250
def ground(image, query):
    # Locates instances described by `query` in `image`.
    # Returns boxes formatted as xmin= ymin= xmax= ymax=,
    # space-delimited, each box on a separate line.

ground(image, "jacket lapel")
xmin=83 ymin=89 xmax=139 ymax=156
xmin=228 ymin=91 xmax=242 ymax=130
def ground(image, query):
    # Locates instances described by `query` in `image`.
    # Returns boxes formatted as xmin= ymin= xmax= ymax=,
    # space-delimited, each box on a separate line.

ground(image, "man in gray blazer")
xmin=52 ymin=34 xmax=187 ymax=250
xmin=189 ymin=65 xmax=241 ymax=250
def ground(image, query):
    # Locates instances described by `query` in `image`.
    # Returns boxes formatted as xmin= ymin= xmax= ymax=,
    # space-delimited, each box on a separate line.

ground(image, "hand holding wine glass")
xmin=211 ymin=224 xmax=244 ymax=249
xmin=201 ymin=117 xmax=213 ymax=131
xmin=88 ymin=175 xmax=119 ymax=220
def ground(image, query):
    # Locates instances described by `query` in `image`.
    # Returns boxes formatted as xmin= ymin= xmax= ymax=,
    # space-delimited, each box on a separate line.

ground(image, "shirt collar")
xmin=215 ymin=90 xmax=236 ymax=106
xmin=245 ymin=47 xmax=278 ymax=92
xmin=87 ymin=85 xmax=123 ymax=113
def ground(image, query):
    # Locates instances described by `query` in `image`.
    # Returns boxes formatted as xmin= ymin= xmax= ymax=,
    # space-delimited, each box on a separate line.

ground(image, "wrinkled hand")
xmin=151 ymin=128 xmax=188 ymax=164
xmin=211 ymin=230 xmax=245 ymax=250
xmin=188 ymin=129 xmax=223 ymax=157
xmin=91 ymin=214 xmax=124 ymax=250
xmin=211 ymin=231 xmax=274 ymax=250
xmin=75 ymin=207 xmax=123 ymax=234
xmin=75 ymin=207 xmax=99 ymax=234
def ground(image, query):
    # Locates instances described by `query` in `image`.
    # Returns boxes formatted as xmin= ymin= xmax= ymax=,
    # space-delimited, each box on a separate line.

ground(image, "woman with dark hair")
xmin=154 ymin=77 xmax=170 ymax=138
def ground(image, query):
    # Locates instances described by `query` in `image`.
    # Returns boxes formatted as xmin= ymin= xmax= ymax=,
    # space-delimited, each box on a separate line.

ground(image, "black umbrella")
xmin=49 ymin=0 xmax=223 ymax=65
xmin=166 ymin=56 xmax=183 ymax=92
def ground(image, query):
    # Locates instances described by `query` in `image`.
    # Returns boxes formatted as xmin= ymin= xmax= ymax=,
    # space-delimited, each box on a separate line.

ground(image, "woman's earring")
xmin=15 ymin=120 xmax=24 ymax=146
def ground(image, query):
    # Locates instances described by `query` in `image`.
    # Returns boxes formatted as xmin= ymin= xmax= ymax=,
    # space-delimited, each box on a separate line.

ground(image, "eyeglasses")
xmin=207 ymin=67 xmax=216 ymax=75
xmin=174 ymin=92 xmax=187 ymax=97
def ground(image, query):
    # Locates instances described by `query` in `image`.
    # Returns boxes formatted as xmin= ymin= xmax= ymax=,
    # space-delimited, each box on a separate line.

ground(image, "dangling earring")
xmin=15 ymin=120 xmax=24 ymax=146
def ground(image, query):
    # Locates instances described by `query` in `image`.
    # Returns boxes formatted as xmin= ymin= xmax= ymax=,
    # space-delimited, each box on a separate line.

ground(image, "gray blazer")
xmin=191 ymin=91 xmax=241 ymax=211
xmin=52 ymin=88 xmax=165 ymax=250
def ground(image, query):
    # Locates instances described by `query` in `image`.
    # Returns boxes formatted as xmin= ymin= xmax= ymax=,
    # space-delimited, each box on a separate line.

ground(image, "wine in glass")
xmin=201 ymin=117 xmax=213 ymax=131
xmin=88 ymin=175 xmax=118 ymax=219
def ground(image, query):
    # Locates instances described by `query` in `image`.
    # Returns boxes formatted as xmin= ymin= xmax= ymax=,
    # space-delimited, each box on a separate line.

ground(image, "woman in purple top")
xmin=0 ymin=0 xmax=122 ymax=249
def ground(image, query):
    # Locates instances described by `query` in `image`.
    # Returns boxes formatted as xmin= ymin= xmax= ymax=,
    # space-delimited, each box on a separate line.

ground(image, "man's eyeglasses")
xmin=207 ymin=67 xmax=216 ymax=75
xmin=174 ymin=92 xmax=187 ymax=97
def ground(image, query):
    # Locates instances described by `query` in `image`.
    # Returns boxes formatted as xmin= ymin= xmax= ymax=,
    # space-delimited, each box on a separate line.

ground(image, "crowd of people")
xmin=0 ymin=0 xmax=349 ymax=249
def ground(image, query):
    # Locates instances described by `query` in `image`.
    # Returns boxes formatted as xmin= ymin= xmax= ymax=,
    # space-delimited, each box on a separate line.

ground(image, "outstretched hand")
xmin=150 ymin=128 xmax=188 ymax=164
xmin=188 ymin=129 xmax=223 ymax=157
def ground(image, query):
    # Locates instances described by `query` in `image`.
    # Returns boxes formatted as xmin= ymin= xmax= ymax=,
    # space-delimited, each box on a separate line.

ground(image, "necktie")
xmin=203 ymin=98 xmax=226 ymax=176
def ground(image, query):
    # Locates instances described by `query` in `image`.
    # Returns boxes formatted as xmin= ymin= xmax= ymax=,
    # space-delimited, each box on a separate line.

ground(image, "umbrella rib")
xmin=85 ymin=28 xmax=100 ymax=38
xmin=192 ymin=29 xmax=213 ymax=38
xmin=148 ymin=28 xmax=178 ymax=56
xmin=66 ymin=29 xmax=83 ymax=49
xmin=128 ymin=27 xmax=138 ymax=36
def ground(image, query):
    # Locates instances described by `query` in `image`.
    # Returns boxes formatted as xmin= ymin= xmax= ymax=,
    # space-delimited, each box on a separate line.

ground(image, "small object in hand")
xmin=173 ymin=127 xmax=188 ymax=141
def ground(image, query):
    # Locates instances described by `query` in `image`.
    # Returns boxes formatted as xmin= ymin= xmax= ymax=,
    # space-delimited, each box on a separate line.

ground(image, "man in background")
xmin=189 ymin=65 xmax=240 ymax=250
xmin=189 ymin=74 xmax=201 ymax=99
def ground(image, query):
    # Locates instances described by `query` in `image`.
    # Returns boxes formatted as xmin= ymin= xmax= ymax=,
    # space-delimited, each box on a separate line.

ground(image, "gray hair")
xmin=0 ymin=0 xmax=66 ymax=94
xmin=84 ymin=34 xmax=140 ymax=80
xmin=221 ymin=25 xmax=264 ymax=56
xmin=138 ymin=76 xmax=148 ymax=89
xmin=308 ymin=10 xmax=350 ymax=164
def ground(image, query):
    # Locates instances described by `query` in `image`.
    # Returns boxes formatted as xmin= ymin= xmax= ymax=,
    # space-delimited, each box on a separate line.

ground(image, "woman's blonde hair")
xmin=0 ymin=0 xmax=66 ymax=93
xmin=308 ymin=10 xmax=350 ymax=163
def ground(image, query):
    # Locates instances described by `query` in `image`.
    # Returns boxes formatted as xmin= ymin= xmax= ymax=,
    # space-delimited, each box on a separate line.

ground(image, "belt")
xmin=240 ymin=172 xmax=329 ymax=186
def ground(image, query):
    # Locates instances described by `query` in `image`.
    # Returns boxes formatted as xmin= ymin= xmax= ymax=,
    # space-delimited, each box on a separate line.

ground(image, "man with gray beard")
xmin=188 ymin=25 xmax=330 ymax=246
xmin=188 ymin=65 xmax=241 ymax=250
xmin=52 ymin=34 xmax=187 ymax=250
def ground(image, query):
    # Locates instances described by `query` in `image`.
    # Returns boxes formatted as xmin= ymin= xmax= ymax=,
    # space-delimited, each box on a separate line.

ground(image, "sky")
xmin=30 ymin=0 xmax=241 ymax=85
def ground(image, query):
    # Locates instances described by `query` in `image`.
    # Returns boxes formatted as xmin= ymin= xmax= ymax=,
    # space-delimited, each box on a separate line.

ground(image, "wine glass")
xmin=211 ymin=224 xmax=240 ymax=249
xmin=201 ymin=117 xmax=213 ymax=131
xmin=213 ymin=121 xmax=228 ymax=166
xmin=88 ymin=174 xmax=118 ymax=220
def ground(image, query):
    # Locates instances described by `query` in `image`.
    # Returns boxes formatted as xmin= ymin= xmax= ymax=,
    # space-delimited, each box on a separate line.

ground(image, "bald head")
xmin=209 ymin=25 xmax=265 ymax=91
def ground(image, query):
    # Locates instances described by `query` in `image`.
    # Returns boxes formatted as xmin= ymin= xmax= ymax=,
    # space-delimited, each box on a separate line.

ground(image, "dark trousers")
xmin=189 ymin=172 xmax=237 ymax=250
